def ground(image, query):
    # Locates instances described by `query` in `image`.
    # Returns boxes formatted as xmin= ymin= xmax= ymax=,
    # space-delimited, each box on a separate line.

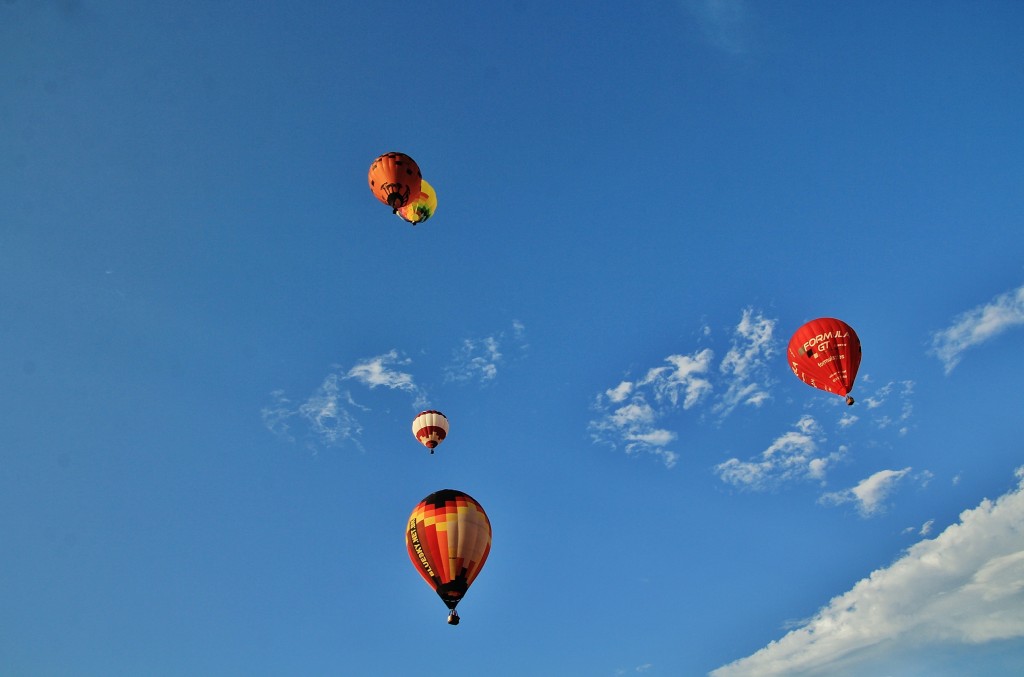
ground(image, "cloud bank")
xmin=711 ymin=467 xmax=1024 ymax=677
xmin=931 ymin=283 xmax=1024 ymax=374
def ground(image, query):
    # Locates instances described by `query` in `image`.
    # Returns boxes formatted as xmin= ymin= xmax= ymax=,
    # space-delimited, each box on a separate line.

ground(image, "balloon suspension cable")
xmin=447 ymin=609 xmax=460 ymax=625
xmin=846 ymin=396 xmax=855 ymax=406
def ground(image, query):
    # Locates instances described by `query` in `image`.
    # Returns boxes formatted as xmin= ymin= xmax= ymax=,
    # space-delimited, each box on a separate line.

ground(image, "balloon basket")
xmin=447 ymin=610 xmax=460 ymax=625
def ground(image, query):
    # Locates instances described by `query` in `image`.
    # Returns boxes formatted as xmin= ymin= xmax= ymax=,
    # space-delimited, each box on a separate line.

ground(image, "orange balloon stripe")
xmin=423 ymin=511 xmax=447 ymax=583
xmin=406 ymin=518 xmax=438 ymax=589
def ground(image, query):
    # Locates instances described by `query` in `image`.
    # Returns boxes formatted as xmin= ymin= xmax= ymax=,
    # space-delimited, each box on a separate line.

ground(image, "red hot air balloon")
xmin=368 ymin=152 xmax=422 ymax=212
xmin=406 ymin=489 xmax=492 ymax=625
xmin=412 ymin=410 xmax=448 ymax=453
xmin=788 ymin=318 xmax=862 ymax=405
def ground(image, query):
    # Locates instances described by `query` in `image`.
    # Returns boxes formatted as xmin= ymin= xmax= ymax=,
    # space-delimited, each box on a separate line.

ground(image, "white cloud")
xmin=715 ymin=416 xmax=846 ymax=489
xmin=345 ymin=350 xmax=418 ymax=392
xmin=654 ymin=449 xmax=680 ymax=468
xmin=626 ymin=428 xmax=677 ymax=447
xmin=711 ymin=467 xmax=1024 ymax=677
xmin=931 ymin=283 xmax=1024 ymax=374
xmin=640 ymin=349 xmax=715 ymax=409
xmin=819 ymin=467 xmax=912 ymax=517
xmin=606 ymin=381 xmax=633 ymax=403
xmin=611 ymin=401 xmax=657 ymax=428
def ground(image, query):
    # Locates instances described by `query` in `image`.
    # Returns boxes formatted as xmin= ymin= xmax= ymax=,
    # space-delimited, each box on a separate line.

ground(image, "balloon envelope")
xmin=412 ymin=410 xmax=449 ymax=451
xmin=788 ymin=318 xmax=862 ymax=403
xmin=396 ymin=179 xmax=437 ymax=225
xmin=368 ymin=152 xmax=422 ymax=210
xmin=406 ymin=489 xmax=491 ymax=614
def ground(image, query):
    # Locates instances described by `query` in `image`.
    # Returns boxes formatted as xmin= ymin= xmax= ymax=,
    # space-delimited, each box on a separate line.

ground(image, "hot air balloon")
xmin=396 ymin=179 xmax=437 ymax=225
xmin=368 ymin=152 xmax=422 ymax=212
xmin=412 ymin=410 xmax=448 ymax=453
xmin=788 ymin=318 xmax=862 ymax=405
xmin=406 ymin=489 xmax=491 ymax=625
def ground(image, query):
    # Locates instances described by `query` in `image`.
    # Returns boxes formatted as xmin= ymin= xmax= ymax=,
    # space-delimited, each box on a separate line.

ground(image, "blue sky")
xmin=2 ymin=1 xmax=1024 ymax=675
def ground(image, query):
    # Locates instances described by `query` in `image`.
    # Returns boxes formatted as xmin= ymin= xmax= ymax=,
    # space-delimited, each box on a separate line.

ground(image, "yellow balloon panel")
xmin=396 ymin=179 xmax=437 ymax=224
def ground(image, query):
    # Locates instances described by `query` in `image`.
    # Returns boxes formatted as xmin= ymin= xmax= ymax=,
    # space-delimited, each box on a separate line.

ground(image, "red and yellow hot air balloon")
xmin=396 ymin=179 xmax=437 ymax=225
xmin=368 ymin=152 xmax=422 ymax=212
xmin=412 ymin=410 xmax=448 ymax=453
xmin=406 ymin=489 xmax=491 ymax=625
xmin=788 ymin=318 xmax=862 ymax=405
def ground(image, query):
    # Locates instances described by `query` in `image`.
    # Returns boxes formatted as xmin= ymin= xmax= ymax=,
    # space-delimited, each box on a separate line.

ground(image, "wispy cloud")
xmin=590 ymin=387 xmax=682 ymax=469
xmin=715 ymin=416 xmax=846 ymax=489
xmin=262 ymin=350 xmax=424 ymax=450
xmin=867 ymin=381 xmax=915 ymax=436
xmin=589 ymin=348 xmax=714 ymax=468
xmin=261 ymin=374 xmax=366 ymax=451
xmin=931 ymin=283 xmax=1024 ymax=374
xmin=261 ymin=390 xmax=297 ymax=441
xmin=836 ymin=379 xmax=915 ymax=436
xmin=264 ymin=325 xmax=527 ymax=451
xmin=678 ymin=0 xmax=751 ymax=55
xmin=298 ymin=374 xmax=365 ymax=447
xmin=444 ymin=320 xmax=527 ymax=385
xmin=819 ymin=467 xmax=913 ymax=517
xmin=712 ymin=467 xmax=1024 ymax=676
xmin=714 ymin=308 xmax=777 ymax=416
xmin=590 ymin=308 xmax=777 ymax=467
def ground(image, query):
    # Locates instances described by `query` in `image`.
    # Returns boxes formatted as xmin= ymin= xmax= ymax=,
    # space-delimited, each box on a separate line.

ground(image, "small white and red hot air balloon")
xmin=412 ymin=410 xmax=449 ymax=454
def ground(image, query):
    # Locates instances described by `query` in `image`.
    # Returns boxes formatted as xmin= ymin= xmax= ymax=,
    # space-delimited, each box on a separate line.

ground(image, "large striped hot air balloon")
xmin=368 ymin=152 xmax=422 ymax=212
xmin=788 ymin=317 xmax=862 ymax=405
xmin=406 ymin=489 xmax=491 ymax=625
xmin=411 ymin=410 xmax=448 ymax=454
